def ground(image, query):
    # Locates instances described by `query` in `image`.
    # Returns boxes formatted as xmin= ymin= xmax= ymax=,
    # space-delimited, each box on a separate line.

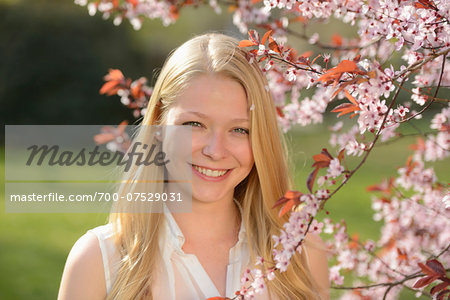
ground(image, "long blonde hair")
xmin=107 ymin=33 xmax=322 ymax=299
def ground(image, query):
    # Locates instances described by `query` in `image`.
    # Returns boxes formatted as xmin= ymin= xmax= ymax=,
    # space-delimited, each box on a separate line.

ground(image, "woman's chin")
xmin=190 ymin=191 xmax=229 ymax=204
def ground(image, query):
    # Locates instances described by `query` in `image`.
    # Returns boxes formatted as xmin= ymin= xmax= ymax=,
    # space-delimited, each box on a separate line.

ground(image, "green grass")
xmin=0 ymin=151 xmax=109 ymax=299
xmin=0 ymin=211 xmax=107 ymax=299
xmin=1 ymin=122 xmax=448 ymax=299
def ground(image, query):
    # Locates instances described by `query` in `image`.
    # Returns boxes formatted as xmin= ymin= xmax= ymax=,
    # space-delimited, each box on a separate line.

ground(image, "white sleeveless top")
xmin=87 ymin=203 xmax=273 ymax=299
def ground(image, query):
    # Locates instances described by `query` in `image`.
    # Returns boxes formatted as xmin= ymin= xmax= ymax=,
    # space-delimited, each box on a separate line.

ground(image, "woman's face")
xmin=163 ymin=74 xmax=254 ymax=205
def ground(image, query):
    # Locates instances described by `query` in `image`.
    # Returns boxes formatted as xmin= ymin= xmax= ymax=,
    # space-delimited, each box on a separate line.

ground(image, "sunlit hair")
xmin=107 ymin=33 xmax=323 ymax=299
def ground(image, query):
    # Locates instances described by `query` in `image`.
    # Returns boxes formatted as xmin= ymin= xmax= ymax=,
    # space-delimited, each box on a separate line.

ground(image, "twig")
xmin=392 ymin=187 xmax=450 ymax=219
xmin=397 ymin=53 xmax=447 ymax=123
xmin=392 ymin=48 xmax=449 ymax=81
xmin=431 ymin=243 xmax=450 ymax=261
xmin=349 ymin=237 xmax=409 ymax=278
xmin=377 ymin=131 xmax=436 ymax=147
xmin=333 ymin=268 xmax=450 ymax=291
xmin=269 ymin=55 xmax=322 ymax=75
xmin=332 ymin=271 xmax=424 ymax=290
xmin=389 ymin=81 xmax=450 ymax=103
xmin=286 ymin=28 xmax=381 ymax=51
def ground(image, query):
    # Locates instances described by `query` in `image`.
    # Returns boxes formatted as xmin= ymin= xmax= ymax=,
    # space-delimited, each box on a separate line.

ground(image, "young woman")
xmin=58 ymin=33 xmax=329 ymax=300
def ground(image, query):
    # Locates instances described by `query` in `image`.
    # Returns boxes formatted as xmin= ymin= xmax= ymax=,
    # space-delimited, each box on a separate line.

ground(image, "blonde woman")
xmin=58 ymin=33 xmax=329 ymax=300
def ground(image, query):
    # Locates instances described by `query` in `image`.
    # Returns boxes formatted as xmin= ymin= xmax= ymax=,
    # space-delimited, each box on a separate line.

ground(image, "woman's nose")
xmin=202 ymin=131 xmax=228 ymax=160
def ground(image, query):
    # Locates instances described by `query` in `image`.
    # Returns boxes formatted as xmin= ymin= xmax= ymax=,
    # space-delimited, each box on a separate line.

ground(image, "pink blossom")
xmin=393 ymin=105 xmax=409 ymax=119
xmin=327 ymin=158 xmax=344 ymax=178
xmin=345 ymin=139 xmax=365 ymax=156
xmin=330 ymin=265 xmax=344 ymax=285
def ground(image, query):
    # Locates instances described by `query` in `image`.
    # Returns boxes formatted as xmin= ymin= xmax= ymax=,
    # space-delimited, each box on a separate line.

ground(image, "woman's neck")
xmin=171 ymin=197 xmax=241 ymax=244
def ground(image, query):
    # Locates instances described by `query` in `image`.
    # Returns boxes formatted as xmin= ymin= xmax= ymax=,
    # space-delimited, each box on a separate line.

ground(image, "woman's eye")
xmin=233 ymin=128 xmax=249 ymax=135
xmin=182 ymin=121 xmax=203 ymax=128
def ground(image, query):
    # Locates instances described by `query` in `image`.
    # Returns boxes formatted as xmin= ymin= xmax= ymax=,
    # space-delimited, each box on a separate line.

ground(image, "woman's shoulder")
xmin=87 ymin=223 xmax=115 ymax=241
xmin=58 ymin=226 xmax=109 ymax=300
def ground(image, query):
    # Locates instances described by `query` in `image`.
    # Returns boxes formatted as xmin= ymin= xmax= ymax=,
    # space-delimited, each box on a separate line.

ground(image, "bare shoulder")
xmin=303 ymin=233 xmax=330 ymax=300
xmin=58 ymin=231 xmax=106 ymax=300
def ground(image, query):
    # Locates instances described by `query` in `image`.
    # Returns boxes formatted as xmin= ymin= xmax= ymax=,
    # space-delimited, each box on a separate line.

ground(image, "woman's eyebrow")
xmin=183 ymin=111 xmax=248 ymax=122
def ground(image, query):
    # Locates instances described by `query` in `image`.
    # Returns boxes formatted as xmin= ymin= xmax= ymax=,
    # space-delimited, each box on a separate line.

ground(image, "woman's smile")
xmin=191 ymin=163 xmax=232 ymax=181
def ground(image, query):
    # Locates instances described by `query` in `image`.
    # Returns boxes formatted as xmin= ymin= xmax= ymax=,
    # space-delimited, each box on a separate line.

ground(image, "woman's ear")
xmin=153 ymin=124 xmax=164 ymax=143
xmin=154 ymin=129 xmax=162 ymax=142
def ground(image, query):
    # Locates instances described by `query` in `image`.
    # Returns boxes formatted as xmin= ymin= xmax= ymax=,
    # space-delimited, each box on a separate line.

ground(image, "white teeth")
xmin=193 ymin=165 xmax=227 ymax=177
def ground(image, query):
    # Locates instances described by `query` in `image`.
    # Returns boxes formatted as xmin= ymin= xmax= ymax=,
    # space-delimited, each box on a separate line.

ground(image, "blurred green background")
xmin=1 ymin=0 xmax=448 ymax=299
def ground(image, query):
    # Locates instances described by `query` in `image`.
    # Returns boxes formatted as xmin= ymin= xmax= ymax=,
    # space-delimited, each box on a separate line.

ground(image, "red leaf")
xmin=331 ymin=103 xmax=360 ymax=117
xmin=307 ymin=168 xmax=320 ymax=193
xmin=127 ymin=0 xmax=139 ymax=7
xmin=248 ymin=49 xmax=258 ymax=56
xmin=419 ymin=262 xmax=437 ymax=276
xmin=272 ymin=190 xmax=302 ymax=209
xmin=415 ymin=0 xmax=438 ymax=10
xmin=268 ymin=36 xmax=281 ymax=54
xmin=311 ymin=54 xmax=321 ymax=65
xmin=426 ymin=259 xmax=447 ymax=276
xmin=227 ymin=5 xmax=237 ymax=12
xmin=278 ymin=199 xmax=296 ymax=217
xmin=248 ymin=30 xmax=260 ymax=44
xmin=238 ymin=40 xmax=257 ymax=48
xmin=271 ymin=196 xmax=290 ymax=209
xmin=94 ymin=132 xmax=115 ymax=145
xmin=104 ymin=69 xmax=124 ymax=81
xmin=409 ymin=137 xmax=426 ymax=151
xmin=317 ymin=60 xmax=365 ymax=86
xmin=337 ymin=148 xmax=345 ymax=163
xmin=331 ymin=79 xmax=358 ymax=100
xmin=130 ymin=83 xmax=143 ymax=100
xmin=100 ymin=80 xmax=121 ymax=96
xmin=366 ymin=177 xmax=394 ymax=193
xmin=258 ymin=56 xmax=268 ymax=62
xmin=313 ymin=153 xmax=332 ymax=163
xmin=321 ymin=148 xmax=334 ymax=160
xmin=431 ymin=282 xmax=450 ymax=295
xmin=331 ymin=34 xmax=342 ymax=46
xmin=348 ymin=233 xmax=359 ymax=249
xmin=284 ymin=190 xmax=302 ymax=200
xmin=312 ymin=148 xmax=334 ymax=168
xmin=300 ymin=51 xmax=313 ymax=58
xmin=276 ymin=106 xmax=284 ymax=118
xmin=436 ymin=289 xmax=450 ymax=300
xmin=344 ymin=89 xmax=358 ymax=106
xmin=396 ymin=248 xmax=408 ymax=263
xmin=413 ymin=275 xmax=439 ymax=289
xmin=308 ymin=148 xmax=334 ymax=191
xmin=117 ymin=120 xmax=129 ymax=135
xmin=312 ymin=152 xmax=332 ymax=169
xmin=261 ymin=30 xmax=272 ymax=45
xmin=169 ymin=5 xmax=179 ymax=20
